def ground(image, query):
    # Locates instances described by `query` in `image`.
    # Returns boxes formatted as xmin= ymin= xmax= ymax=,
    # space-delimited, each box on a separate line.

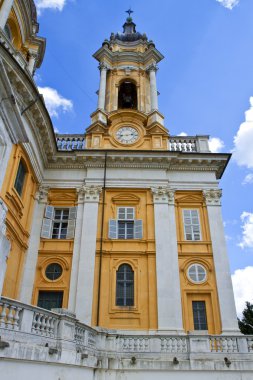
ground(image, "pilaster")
xmin=0 ymin=199 xmax=10 ymax=296
xmin=0 ymin=0 xmax=14 ymax=29
xmin=151 ymin=186 xmax=184 ymax=333
xmin=72 ymin=185 xmax=102 ymax=324
xmin=203 ymin=189 xmax=239 ymax=334
xmin=19 ymin=186 xmax=48 ymax=303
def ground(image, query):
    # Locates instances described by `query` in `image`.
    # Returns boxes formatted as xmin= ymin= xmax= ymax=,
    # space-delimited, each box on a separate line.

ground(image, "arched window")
xmin=116 ymin=264 xmax=134 ymax=306
xmin=118 ymin=81 xmax=137 ymax=109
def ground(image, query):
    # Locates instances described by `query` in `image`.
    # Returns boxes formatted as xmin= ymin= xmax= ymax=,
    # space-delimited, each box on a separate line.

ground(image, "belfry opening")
xmin=118 ymin=81 xmax=137 ymax=109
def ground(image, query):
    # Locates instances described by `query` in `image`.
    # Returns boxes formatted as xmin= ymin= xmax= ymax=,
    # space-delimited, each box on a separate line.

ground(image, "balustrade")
xmin=161 ymin=337 xmax=188 ymax=353
xmin=169 ymin=137 xmax=197 ymax=152
xmin=31 ymin=311 xmax=58 ymax=338
xmin=56 ymin=136 xmax=86 ymax=151
xmin=0 ymin=297 xmax=252 ymax=358
xmin=210 ymin=336 xmax=239 ymax=353
xmin=0 ymin=300 xmax=22 ymax=330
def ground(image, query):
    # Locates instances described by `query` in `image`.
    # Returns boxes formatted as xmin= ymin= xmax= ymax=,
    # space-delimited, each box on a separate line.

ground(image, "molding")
xmin=35 ymin=185 xmax=49 ymax=204
xmin=203 ymin=189 xmax=222 ymax=206
xmin=78 ymin=185 xmax=102 ymax=203
xmin=151 ymin=186 xmax=175 ymax=205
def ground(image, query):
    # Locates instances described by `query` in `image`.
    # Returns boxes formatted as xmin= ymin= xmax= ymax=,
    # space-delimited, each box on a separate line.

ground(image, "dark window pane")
xmin=37 ymin=291 xmax=63 ymax=311
xmin=14 ymin=161 xmax=26 ymax=196
xmin=116 ymin=264 xmax=134 ymax=306
xmin=192 ymin=301 xmax=208 ymax=330
xmin=45 ymin=263 xmax=63 ymax=281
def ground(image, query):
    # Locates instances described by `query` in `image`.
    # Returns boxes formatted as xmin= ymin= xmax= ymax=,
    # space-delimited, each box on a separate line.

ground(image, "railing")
xmin=0 ymin=297 xmax=252 ymax=359
xmin=55 ymin=135 xmax=210 ymax=153
xmin=56 ymin=135 xmax=86 ymax=151
xmin=169 ymin=137 xmax=197 ymax=152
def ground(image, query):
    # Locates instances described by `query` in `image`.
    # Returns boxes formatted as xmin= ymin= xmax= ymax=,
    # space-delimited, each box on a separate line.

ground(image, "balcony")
xmin=0 ymin=297 xmax=252 ymax=373
xmin=56 ymin=134 xmax=211 ymax=153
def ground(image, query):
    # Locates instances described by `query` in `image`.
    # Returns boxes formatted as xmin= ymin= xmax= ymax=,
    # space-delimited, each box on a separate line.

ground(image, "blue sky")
xmin=35 ymin=0 xmax=253 ymax=316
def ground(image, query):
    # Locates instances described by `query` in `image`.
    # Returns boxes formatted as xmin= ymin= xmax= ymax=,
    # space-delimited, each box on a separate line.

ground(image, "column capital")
xmin=203 ymin=189 xmax=222 ymax=206
xmin=78 ymin=185 xmax=102 ymax=203
xmin=147 ymin=63 xmax=158 ymax=73
xmin=151 ymin=186 xmax=175 ymax=205
xmin=98 ymin=62 xmax=109 ymax=71
xmin=35 ymin=186 xmax=49 ymax=204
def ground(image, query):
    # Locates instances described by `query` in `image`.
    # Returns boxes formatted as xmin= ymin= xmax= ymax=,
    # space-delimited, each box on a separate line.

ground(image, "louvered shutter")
xmin=109 ymin=219 xmax=117 ymax=239
xmin=41 ymin=218 xmax=53 ymax=238
xmin=45 ymin=205 xmax=54 ymax=219
xmin=66 ymin=219 xmax=76 ymax=239
xmin=134 ymin=220 xmax=143 ymax=239
xmin=69 ymin=207 xmax=77 ymax=220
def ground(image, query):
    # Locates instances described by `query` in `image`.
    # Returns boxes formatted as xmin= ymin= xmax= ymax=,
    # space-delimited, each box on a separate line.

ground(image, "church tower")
xmin=86 ymin=10 xmax=168 ymax=151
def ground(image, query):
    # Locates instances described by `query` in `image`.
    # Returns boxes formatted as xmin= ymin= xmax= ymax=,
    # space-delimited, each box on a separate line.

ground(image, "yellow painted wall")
xmin=32 ymin=188 xmax=77 ymax=308
xmin=92 ymin=189 xmax=158 ymax=330
xmin=1 ymin=144 xmax=37 ymax=299
xmin=175 ymin=191 xmax=221 ymax=334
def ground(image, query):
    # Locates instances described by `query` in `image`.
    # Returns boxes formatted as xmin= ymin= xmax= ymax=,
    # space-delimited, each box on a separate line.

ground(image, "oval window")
xmin=45 ymin=263 xmax=63 ymax=281
xmin=187 ymin=264 xmax=207 ymax=284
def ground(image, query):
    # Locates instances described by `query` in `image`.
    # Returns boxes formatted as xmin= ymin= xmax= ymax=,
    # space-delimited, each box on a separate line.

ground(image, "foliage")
xmin=238 ymin=302 xmax=253 ymax=335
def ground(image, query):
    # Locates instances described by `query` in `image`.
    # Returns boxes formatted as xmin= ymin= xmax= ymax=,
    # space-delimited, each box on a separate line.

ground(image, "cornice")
xmin=46 ymin=152 xmax=230 ymax=179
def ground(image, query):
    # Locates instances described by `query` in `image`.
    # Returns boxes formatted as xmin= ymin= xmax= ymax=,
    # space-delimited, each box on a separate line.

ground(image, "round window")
xmin=45 ymin=263 xmax=63 ymax=281
xmin=187 ymin=264 xmax=207 ymax=284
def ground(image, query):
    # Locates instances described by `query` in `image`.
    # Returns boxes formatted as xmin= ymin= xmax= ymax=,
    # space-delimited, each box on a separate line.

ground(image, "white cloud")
xmin=242 ymin=173 xmax=253 ymax=185
xmin=238 ymin=212 xmax=253 ymax=249
xmin=232 ymin=267 xmax=253 ymax=317
xmin=35 ymin=0 xmax=67 ymax=13
xmin=216 ymin=0 xmax=239 ymax=9
xmin=209 ymin=137 xmax=225 ymax=153
xmin=38 ymin=86 xmax=73 ymax=118
xmin=233 ymin=97 xmax=253 ymax=169
xmin=178 ymin=132 xmax=188 ymax=136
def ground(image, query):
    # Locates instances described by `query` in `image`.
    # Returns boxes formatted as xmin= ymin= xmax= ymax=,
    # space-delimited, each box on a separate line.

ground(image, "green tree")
xmin=238 ymin=302 xmax=253 ymax=335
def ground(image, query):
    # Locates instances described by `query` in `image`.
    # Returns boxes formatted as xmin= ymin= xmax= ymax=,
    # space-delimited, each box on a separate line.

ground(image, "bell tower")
xmin=86 ymin=10 xmax=169 ymax=150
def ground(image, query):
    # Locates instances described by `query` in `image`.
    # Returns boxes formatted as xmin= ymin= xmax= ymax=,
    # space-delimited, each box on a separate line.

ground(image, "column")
xmin=203 ymin=189 xmax=239 ymax=333
xmin=151 ymin=187 xmax=184 ymax=333
xmin=19 ymin=187 xmax=48 ymax=304
xmin=27 ymin=51 xmax=37 ymax=76
xmin=0 ymin=0 xmax=14 ymax=29
xmin=97 ymin=62 xmax=108 ymax=110
xmin=148 ymin=63 xmax=158 ymax=111
xmin=72 ymin=185 xmax=102 ymax=324
xmin=0 ymin=199 xmax=10 ymax=296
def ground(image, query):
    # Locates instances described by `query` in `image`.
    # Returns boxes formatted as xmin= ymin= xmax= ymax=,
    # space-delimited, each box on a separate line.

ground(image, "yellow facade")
xmin=32 ymin=188 xmax=77 ymax=308
xmin=175 ymin=191 xmax=221 ymax=334
xmin=1 ymin=144 xmax=37 ymax=299
xmin=92 ymin=189 xmax=158 ymax=330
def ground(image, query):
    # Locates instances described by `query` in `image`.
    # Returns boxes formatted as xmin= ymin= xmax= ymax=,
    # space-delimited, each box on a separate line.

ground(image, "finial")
xmin=125 ymin=8 xmax=134 ymax=19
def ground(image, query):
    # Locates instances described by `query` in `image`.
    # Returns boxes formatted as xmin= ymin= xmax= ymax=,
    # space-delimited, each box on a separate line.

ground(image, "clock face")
xmin=116 ymin=127 xmax=139 ymax=144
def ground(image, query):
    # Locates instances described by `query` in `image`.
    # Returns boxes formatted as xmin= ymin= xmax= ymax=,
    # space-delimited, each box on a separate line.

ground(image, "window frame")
xmin=116 ymin=264 xmax=134 ymax=307
xmin=192 ymin=300 xmax=208 ymax=331
xmin=41 ymin=206 xmax=77 ymax=240
xmin=52 ymin=208 xmax=70 ymax=239
xmin=187 ymin=264 xmax=207 ymax=284
xmin=108 ymin=207 xmax=143 ymax=240
xmin=14 ymin=160 xmax=27 ymax=197
xmin=37 ymin=290 xmax=64 ymax=311
xmin=183 ymin=209 xmax=202 ymax=241
xmin=45 ymin=263 xmax=63 ymax=281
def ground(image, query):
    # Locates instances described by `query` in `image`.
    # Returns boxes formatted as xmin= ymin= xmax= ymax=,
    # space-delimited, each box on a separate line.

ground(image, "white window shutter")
xmin=66 ymin=219 xmax=76 ymax=239
xmin=109 ymin=219 xmax=117 ymax=239
xmin=41 ymin=218 xmax=53 ymax=238
xmin=69 ymin=206 xmax=77 ymax=220
xmin=134 ymin=220 xmax=143 ymax=239
xmin=45 ymin=205 xmax=54 ymax=219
